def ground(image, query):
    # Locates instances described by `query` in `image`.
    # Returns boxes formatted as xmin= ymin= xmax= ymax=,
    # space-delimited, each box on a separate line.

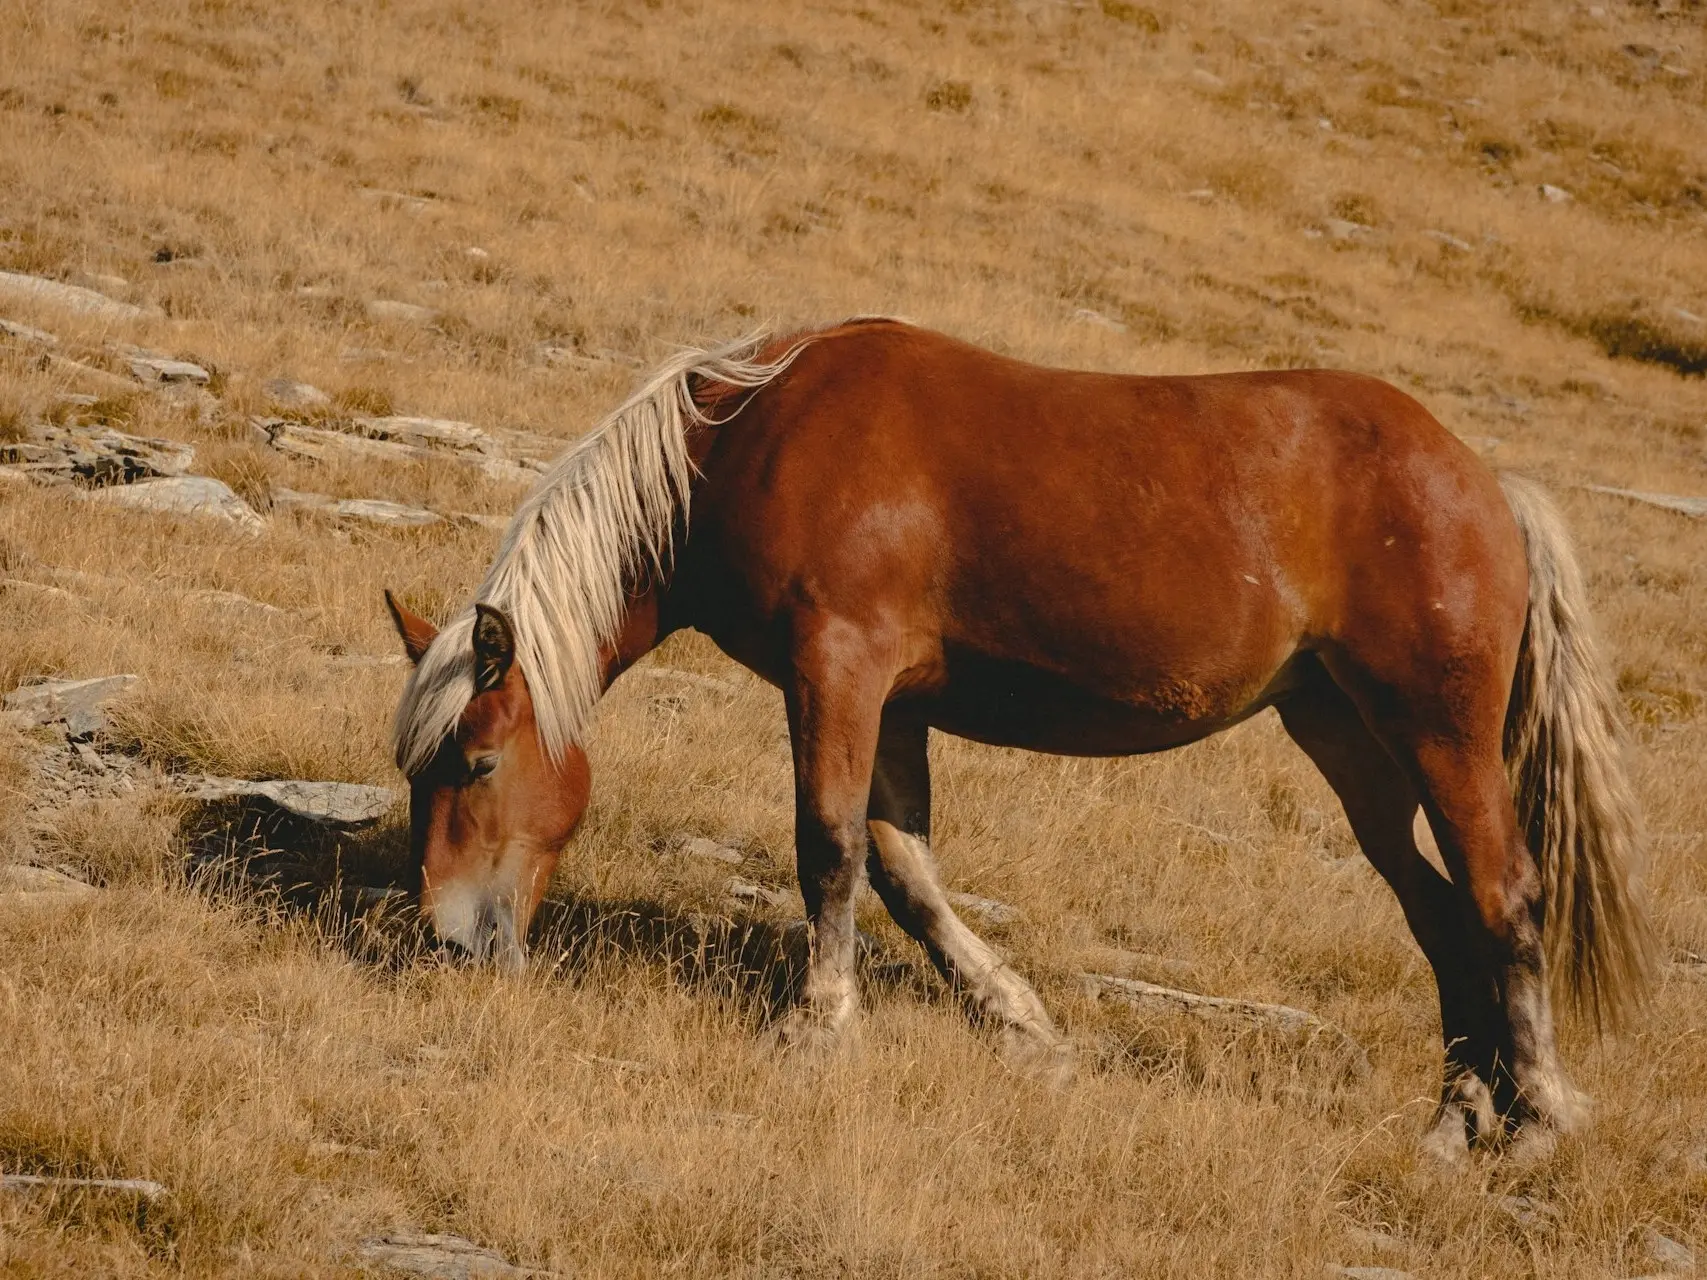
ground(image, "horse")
xmin=385 ymin=317 xmax=1653 ymax=1154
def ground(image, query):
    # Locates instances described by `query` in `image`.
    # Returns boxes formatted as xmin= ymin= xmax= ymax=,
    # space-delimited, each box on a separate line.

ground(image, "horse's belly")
xmin=916 ymin=649 xmax=1304 ymax=756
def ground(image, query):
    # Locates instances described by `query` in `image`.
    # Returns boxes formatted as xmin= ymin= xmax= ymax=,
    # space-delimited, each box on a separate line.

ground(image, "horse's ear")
xmin=385 ymin=589 xmax=438 ymax=664
xmin=472 ymin=604 xmax=515 ymax=693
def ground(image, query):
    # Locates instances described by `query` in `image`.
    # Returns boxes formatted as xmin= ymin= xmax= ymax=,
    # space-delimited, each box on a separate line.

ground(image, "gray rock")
xmin=0 ymin=864 xmax=98 ymax=898
xmin=273 ymin=488 xmax=444 ymax=529
xmin=2 ymin=424 xmax=195 ymax=486
xmin=255 ymin=418 xmax=540 ymax=482
xmin=0 ymin=271 xmax=155 ymax=320
xmin=36 ymin=353 xmax=139 ymax=396
xmin=626 ymin=667 xmax=741 ymax=698
xmin=126 ymin=354 xmax=210 ymax=385
xmin=947 ymin=890 xmax=1022 ymax=926
xmin=366 ymin=299 xmax=439 ymax=325
xmin=1539 ymin=183 xmax=1574 ymax=203
xmin=0 ymin=1174 xmax=165 ymax=1199
xmin=263 ymin=377 xmax=332 ymax=409
xmin=668 ymin=835 xmax=744 ymax=865
xmin=1070 ymin=308 xmax=1128 ymax=334
xmin=356 ymin=1230 xmax=525 ymax=1279
xmin=84 ymin=476 xmax=265 ymax=534
xmin=1495 ymin=1195 xmax=1557 ymax=1229
xmin=355 ymin=415 xmax=492 ymax=454
xmin=184 ymin=776 xmax=399 ymax=827
xmin=1082 ymin=972 xmax=1371 ymax=1078
xmin=1640 ymin=1225 xmax=1695 ymax=1271
xmin=1425 ymin=229 xmax=1472 ymax=252
xmin=1324 ymin=217 xmax=1373 ymax=242
xmin=1345 ymin=1228 xmax=1406 ymax=1255
xmin=0 ymin=316 xmax=57 ymax=345
xmin=3 ymin=674 xmax=139 ymax=737
xmin=1583 ymin=485 xmax=1707 ymax=520
xmin=729 ymin=877 xmax=793 ymax=909
xmin=1191 ymin=68 xmax=1225 ymax=88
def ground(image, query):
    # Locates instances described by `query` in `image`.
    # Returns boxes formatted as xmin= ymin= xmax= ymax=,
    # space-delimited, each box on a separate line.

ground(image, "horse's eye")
xmin=467 ymin=754 xmax=499 ymax=782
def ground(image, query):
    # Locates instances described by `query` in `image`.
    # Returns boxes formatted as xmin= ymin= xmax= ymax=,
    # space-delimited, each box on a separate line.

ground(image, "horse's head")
xmin=385 ymin=590 xmax=590 ymax=969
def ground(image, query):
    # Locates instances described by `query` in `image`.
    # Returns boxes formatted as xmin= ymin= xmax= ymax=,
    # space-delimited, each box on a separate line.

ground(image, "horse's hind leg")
xmin=1278 ymin=674 xmax=1507 ymax=1153
xmin=864 ymin=705 xmax=1068 ymax=1069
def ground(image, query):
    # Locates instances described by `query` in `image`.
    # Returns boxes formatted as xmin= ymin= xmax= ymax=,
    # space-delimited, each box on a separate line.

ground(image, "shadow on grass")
xmin=175 ymin=794 xmax=927 ymax=1024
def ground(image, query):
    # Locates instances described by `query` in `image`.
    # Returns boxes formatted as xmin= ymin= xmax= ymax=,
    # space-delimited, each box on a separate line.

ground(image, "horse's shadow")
xmin=178 ymin=796 xmax=926 ymax=1020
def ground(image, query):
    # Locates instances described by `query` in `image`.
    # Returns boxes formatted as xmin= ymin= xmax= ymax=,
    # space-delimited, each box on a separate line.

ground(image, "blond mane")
xmin=392 ymin=329 xmax=808 ymax=774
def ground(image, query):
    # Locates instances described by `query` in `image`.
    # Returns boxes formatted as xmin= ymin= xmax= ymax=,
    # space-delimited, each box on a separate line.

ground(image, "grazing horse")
xmin=387 ymin=318 xmax=1653 ymax=1152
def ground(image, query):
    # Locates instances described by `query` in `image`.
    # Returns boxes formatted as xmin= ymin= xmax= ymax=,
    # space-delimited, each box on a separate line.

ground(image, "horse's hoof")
xmin=764 ymin=1008 xmax=854 ymax=1059
xmin=998 ymin=1025 xmax=1076 ymax=1088
xmin=1419 ymin=1107 xmax=1473 ymax=1167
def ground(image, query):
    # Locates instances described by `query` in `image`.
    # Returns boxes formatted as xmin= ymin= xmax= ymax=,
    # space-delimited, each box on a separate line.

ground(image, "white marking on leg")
xmin=868 ymin=820 xmax=1062 ymax=1047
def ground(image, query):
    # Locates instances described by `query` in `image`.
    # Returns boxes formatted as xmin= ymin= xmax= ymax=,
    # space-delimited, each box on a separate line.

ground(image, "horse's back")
xmin=691 ymin=322 xmax=1526 ymax=749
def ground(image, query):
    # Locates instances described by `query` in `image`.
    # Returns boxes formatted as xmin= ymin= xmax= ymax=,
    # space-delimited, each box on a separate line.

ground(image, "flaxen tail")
xmin=1500 ymin=474 xmax=1656 ymax=1029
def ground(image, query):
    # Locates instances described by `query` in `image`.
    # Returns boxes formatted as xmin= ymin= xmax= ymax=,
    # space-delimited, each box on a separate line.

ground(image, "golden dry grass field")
xmin=2 ymin=0 xmax=1706 ymax=1275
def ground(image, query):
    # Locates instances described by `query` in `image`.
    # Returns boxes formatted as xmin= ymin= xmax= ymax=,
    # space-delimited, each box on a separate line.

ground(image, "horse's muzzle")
xmin=425 ymin=883 xmax=528 ymax=972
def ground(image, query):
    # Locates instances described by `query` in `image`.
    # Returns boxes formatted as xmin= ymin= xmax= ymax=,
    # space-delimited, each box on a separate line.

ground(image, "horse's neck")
xmin=597 ymin=582 xmax=664 ymax=691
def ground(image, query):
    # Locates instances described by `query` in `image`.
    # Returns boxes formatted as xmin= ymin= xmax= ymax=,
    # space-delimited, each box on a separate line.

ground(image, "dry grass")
xmin=2 ymin=0 xmax=1705 ymax=1274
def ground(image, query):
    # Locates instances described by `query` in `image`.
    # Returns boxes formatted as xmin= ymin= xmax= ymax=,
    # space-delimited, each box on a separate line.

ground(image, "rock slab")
xmin=1082 ymin=972 xmax=1371 ymax=1078
xmin=1 ymin=1173 xmax=166 ymax=1199
xmin=84 ymin=476 xmax=265 ymax=533
xmin=0 ymin=864 xmax=99 ymax=899
xmin=1 ymin=424 xmax=196 ymax=486
xmin=357 ymin=1230 xmax=527 ymax=1279
xmin=185 ymin=776 xmax=399 ymax=827
xmin=1583 ymin=485 xmax=1707 ymax=519
xmin=0 ymin=271 xmax=153 ymax=321
xmin=4 ymin=674 xmax=139 ymax=738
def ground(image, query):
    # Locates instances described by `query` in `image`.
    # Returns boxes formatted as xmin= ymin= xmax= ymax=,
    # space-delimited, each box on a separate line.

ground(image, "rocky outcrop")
xmin=84 ymin=476 xmax=266 ymax=534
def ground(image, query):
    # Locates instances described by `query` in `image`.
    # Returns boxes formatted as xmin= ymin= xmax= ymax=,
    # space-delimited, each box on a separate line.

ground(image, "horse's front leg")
xmin=770 ymin=622 xmax=888 ymax=1051
xmin=864 ymin=706 xmax=1069 ymax=1077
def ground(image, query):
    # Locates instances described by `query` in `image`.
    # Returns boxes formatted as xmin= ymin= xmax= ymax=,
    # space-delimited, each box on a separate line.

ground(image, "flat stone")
xmin=273 ymin=488 xmax=443 ymax=529
xmin=1640 ymin=1225 xmax=1695 ymax=1271
xmin=127 ymin=355 xmax=210 ymax=385
xmin=0 ymin=271 xmax=154 ymax=321
xmin=1494 ymin=1195 xmax=1557 ymax=1229
xmin=668 ymin=835 xmax=744 ymax=865
xmin=947 ymin=890 xmax=1022 ymax=926
xmin=1077 ymin=946 xmax=1197 ymax=982
xmin=0 ymin=864 xmax=98 ymax=898
xmin=36 ymin=353 xmax=139 ymax=396
xmin=1191 ymin=68 xmax=1225 ymax=88
xmin=1070 ymin=308 xmax=1127 ymax=334
xmin=1345 ymin=1228 xmax=1407 ymax=1255
xmin=1082 ymin=972 xmax=1371 ymax=1078
xmin=355 ymin=415 xmax=492 ymax=454
xmin=0 ymin=1174 xmax=166 ymax=1199
xmin=356 ymin=1230 xmax=525 ymax=1279
xmin=366 ymin=299 xmax=439 ymax=325
xmin=1583 ymin=485 xmax=1707 ymax=519
xmin=1323 ymin=1268 xmax=1414 ymax=1280
xmin=729 ymin=877 xmax=792 ymax=909
xmin=1539 ymin=183 xmax=1574 ymax=203
xmin=2 ymin=424 xmax=195 ymax=485
xmin=4 ymin=674 xmax=139 ymax=737
xmin=1324 ymin=217 xmax=1373 ymax=241
xmin=84 ymin=476 xmax=265 ymax=534
xmin=263 ymin=377 xmax=332 ymax=409
xmin=1425 ymin=229 xmax=1472 ymax=251
xmin=255 ymin=419 xmax=539 ymax=481
xmin=626 ymin=667 xmax=741 ymax=698
xmin=184 ymin=776 xmax=399 ymax=827
xmin=0 ymin=317 xmax=57 ymax=345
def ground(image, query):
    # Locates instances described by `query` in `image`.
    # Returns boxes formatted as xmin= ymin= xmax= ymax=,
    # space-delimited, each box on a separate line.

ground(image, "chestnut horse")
xmin=387 ymin=318 xmax=1652 ymax=1152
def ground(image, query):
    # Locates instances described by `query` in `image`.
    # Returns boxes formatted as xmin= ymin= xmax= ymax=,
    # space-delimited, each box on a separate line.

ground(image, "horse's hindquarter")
xmin=689 ymin=325 xmax=1517 ymax=756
